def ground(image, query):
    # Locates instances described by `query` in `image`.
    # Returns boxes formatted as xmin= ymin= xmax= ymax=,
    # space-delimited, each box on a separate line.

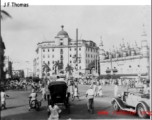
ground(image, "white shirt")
xmin=29 ymin=92 xmax=37 ymax=101
xmin=86 ymin=89 xmax=94 ymax=99
xmin=1 ymin=92 xmax=6 ymax=102
xmin=56 ymin=78 xmax=66 ymax=82
xmin=41 ymin=88 xmax=46 ymax=94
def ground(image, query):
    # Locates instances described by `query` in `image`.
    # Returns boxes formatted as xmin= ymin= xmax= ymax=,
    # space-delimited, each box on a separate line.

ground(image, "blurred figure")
xmin=48 ymin=100 xmax=61 ymax=120
xmin=1 ymin=89 xmax=9 ymax=109
xmin=98 ymin=83 xmax=103 ymax=97
xmin=114 ymin=81 xmax=118 ymax=97
xmin=72 ymin=85 xmax=80 ymax=101
xmin=41 ymin=85 xmax=46 ymax=101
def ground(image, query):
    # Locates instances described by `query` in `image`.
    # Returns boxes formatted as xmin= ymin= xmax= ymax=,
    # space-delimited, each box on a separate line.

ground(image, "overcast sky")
xmin=1 ymin=6 xmax=151 ymax=70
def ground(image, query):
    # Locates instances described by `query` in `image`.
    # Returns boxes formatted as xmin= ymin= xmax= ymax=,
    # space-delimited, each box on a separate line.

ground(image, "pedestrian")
xmin=114 ymin=81 xmax=118 ymax=97
xmin=93 ymin=82 xmax=97 ymax=97
xmin=98 ymin=83 xmax=103 ymax=97
xmin=72 ymin=85 xmax=80 ymax=101
xmin=69 ymin=84 xmax=74 ymax=98
xmin=0 ymin=89 xmax=9 ymax=109
xmin=41 ymin=85 xmax=46 ymax=101
xmin=48 ymin=100 xmax=61 ymax=120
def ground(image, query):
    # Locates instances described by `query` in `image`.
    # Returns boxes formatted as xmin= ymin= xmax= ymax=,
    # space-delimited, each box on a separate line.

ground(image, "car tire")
xmin=113 ymin=101 xmax=120 ymax=111
xmin=137 ymin=104 xmax=148 ymax=118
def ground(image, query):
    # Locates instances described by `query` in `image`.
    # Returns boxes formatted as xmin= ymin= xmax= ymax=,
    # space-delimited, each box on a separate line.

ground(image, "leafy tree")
xmin=87 ymin=60 xmax=95 ymax=74
xmin=65 ymin=64 xmax=73 ymax=76
xmin=1 ymin=10 xmax=11 ymax=80
xmin=53 ymin=60 xmax=62 ymax=75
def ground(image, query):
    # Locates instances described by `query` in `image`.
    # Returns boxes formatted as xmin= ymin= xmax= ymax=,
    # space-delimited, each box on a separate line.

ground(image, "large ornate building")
xmin=99 ymin=25 xmax=150 ymax=79
xmin=33 ymin=26 xmax=99 ymax=78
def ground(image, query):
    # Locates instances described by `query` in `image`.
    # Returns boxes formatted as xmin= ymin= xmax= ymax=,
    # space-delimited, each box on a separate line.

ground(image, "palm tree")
xmin=1 ymin=10 xmax=11 ymax=19
xmin=53 ymin=60 xmax=62 ymax=75
xmin=65 ymin=64 xmax=73 ymax=78
xmin=1 ymin=10 xmax=11 ymax=80
xmin=42 ymin=62 xmax=51 ymax=78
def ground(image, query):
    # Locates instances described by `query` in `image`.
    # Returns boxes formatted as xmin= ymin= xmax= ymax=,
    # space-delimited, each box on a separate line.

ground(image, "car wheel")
xmin=137 ymin=104 xmax=148 ymax=118
xmin=113 ymin=101 xmax=120 ymax=111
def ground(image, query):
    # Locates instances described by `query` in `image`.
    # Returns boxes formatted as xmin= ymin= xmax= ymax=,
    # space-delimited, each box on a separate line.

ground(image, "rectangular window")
xmin=52 ymin=49 xmax=54 ymax=52
xmin=75 ymin=48 xmax=77 ymax=51
xmin=60 ymin=42 xmax=63 ymax=46
xmin=52 ymin=61 xmax=54 ymax=64
xmin=79 ymin=60 xmax=81 ymax=63
xmin=79 ymin=48 xmax=81 ymax=51
xmin=52 ymin=55 xmax=54 ymax=58
xmin=48 ymin=49 xmax=49 ymax=52
xmin=79 ymin=66 xmax=81 ymax=69
xmin=43 ymin=49 xmax=45 ymax=52
xmin=43 ymin=55 xmax=45 ymax=58
xmin=48 ymin=61 xmax=50 ymax=65
xmin=70 ymin=48 xmax=71 ymax=51
xmin=70 ymin=61 xmax=72 ymax=63
xmin=48 ymin=55 xmax=50 ymax=58
xmin=70 ymin=54 xmax=72 ymax=57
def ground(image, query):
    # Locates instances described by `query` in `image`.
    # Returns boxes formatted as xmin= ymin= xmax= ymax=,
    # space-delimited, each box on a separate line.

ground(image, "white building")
xmin=34 ymin=26 xmax=99 ymax=78
xmin=99 ymin=25 xmax=150 ymax=79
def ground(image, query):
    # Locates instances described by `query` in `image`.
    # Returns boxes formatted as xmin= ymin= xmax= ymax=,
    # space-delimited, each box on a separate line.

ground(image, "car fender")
xmin=136 ymin=101 xmax=150 ymax=113
xmin=111 ymin=98 xmax=124 ymax=109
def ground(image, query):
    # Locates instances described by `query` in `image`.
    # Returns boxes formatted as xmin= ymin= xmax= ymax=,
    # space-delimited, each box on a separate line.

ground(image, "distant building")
xmin=99 ymin=25 xmax=150 ymax=79
xmin=12 ymin=70 xmax=24 ymax=78
xmin=33 ymin=26 xmax=99 ymax=78
xmin=0 ymin=36 xmax=6 ymax=80
xmin=4 ymin=57 xmax=13 ymax=79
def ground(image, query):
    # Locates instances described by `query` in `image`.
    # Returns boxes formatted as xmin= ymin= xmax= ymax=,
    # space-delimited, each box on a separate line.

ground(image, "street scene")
xmin=1 ymin=4 xmax=151 ymax=120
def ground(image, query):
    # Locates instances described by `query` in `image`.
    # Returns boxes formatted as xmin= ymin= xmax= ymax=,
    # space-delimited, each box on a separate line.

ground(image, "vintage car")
xmin=111 ymin=88 xmax=150 ymax=118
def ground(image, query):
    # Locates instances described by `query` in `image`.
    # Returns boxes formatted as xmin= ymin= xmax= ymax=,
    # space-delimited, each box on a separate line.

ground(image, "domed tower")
xmin=140 ymin=24 xmax=149 ymax=56
xmin=55 ymin=25 xmax=70 ymax=46
xmin=99 ymin=36 xmax=105 ymax=61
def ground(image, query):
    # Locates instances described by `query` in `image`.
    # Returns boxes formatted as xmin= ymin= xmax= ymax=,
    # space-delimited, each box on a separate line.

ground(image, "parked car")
xmin=111 ymin=88 xmax=150 ymax=118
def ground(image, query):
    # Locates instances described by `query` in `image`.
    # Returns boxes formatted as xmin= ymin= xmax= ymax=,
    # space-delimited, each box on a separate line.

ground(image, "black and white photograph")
xmin=0 ymin=0 xmax=151 ymax=120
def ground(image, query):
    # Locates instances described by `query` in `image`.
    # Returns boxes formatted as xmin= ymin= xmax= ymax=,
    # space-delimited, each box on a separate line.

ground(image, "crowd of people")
xmin=0 ymin=76 xmax=150 ymax=120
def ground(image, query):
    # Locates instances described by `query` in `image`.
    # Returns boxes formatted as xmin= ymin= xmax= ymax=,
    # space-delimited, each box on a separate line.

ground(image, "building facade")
xmin=12 ymin=70 xmax=24 ymax=78
xmin=99 ymin=26 xmax=150 ymax=79
xmin=33 ymin=26 xmax=99 ymax=78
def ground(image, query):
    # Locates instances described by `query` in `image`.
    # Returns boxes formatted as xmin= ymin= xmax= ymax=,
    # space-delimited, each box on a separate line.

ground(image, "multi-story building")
xmin=33 ymin=26 xmax=99 ymax=78
xmin=12 ymin=70 xmax=24 ymax=78
xmin=4 ymin=57 xmax=12 ymax=79
xmin=99 ymin=25 xmax=150 ymax=79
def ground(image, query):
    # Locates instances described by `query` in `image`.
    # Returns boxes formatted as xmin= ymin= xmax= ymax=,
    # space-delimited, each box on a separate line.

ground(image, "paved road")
xmin=1 ymin=84 xmax=150 ymax=120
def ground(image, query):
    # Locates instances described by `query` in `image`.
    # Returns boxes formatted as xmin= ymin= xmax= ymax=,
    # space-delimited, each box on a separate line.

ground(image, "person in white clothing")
xmin=41 ymin=85 xmax=46 ymax=101
xmin=98 ymin=83 xmax=103 ymax=97
xmin=56 ymin=76 xmax=66 ymax=82
xmin=72 ymin=85 xmax=80 ymax=101
xmin=114 ymin=82 xmax=118 ymax=97
xmin=48 ymin=100 xmax=61 ymax=120
xmin=1 ymin=89 xmax=9 ymax=109
xmin=86 ymin=86 xmax=94 ymax=111
xmin=29 ymin=89 xmax=38 ymax=110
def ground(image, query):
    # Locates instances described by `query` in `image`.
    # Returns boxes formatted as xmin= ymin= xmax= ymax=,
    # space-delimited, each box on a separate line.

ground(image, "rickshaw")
xmin=47 ymin=81 xmax=71 ymax=116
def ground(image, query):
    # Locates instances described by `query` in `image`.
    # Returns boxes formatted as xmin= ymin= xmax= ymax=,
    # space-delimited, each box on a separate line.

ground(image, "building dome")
xmin=57 ymin=25 xmax=69 ymax=37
